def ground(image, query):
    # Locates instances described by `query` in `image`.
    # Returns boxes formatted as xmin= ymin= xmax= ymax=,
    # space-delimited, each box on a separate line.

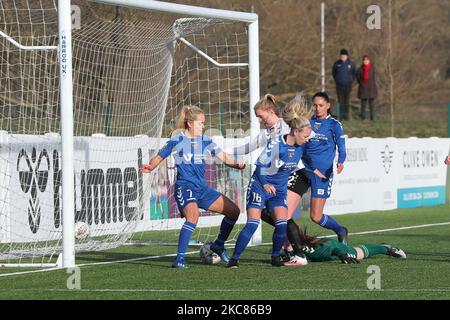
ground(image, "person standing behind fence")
xmin=332 ymin=48 xmax=356 ymax=121
xmin=356 ymin=55 xmax=378 ymax=121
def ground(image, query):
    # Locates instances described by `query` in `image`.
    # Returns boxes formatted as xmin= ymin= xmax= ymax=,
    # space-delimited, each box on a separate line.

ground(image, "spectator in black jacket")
xmin=356 ymin=55 xmax=378 ymax=121
xmin=332 ymin=49 xmax=356 ymax=120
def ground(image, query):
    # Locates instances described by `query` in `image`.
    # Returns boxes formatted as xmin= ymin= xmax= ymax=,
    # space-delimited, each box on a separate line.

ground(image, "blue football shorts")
xmin=306 ymin=169 xmax=334 ymax=199
xmin=174 ymin=182 xmax=222 ymax=216
xmin=246 ymin=176 xmax=287 ymax=213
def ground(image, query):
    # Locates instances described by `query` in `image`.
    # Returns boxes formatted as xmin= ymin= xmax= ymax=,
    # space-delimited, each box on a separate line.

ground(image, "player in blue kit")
xmin=141 ymin=105 xmax=245 ymax=269
xmin=227 ymin=98 xmax=313 ymax=268
xmin=302 ymin=91 xmax=349 ymax=244
xmin=257 ymin=93 xmax=348 ymax=265
xmin=232 ymin=94 xmax=310 ymax=266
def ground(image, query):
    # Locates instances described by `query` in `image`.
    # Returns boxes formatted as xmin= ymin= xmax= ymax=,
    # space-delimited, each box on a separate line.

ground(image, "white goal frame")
xmin=54 ymin=0 xmax=261 ymax=268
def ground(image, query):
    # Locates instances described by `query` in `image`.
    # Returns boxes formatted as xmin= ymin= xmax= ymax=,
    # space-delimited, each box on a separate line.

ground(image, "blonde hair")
xmin=253 ymin=93 xmax=279 ymax=116
xmin=282 ymin=94 xmax=313 ymax=130
xmin=177 ymin=105 xmax=204 ymax=130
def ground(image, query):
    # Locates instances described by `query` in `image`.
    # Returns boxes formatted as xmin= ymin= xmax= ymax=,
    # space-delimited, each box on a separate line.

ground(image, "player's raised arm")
xmin=141 ymin=155 xmax=164 ymax=173
xmin=232 ymin=131 xmax=265 ymax=155
xmin=141 ymin=135 xmax=179 ymax=174
xmin=215 ymin=150 xmax=246 ymax=170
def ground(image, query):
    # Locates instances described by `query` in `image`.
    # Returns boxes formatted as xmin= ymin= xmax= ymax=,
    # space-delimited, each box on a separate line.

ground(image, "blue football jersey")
xmin=302 ymin=115 xmax=346 ymax=175
xmin=254 ymin=135 xmax=305 ymax=192
xmin=157 ymin=132 xmax=222 ymax=187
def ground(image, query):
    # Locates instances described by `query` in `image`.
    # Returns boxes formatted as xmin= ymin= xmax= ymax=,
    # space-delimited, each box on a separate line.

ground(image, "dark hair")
xmin=312 ymin=91 xmax=330 ymax=103
xmin=295 ymin=225 xmax=327 ymax=248
xmin=312 ymin=91 xmax=335 ymax=116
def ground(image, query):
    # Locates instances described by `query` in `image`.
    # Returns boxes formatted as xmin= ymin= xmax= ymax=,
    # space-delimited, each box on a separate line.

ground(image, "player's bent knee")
xmin=224 ymin=201 xmax=240 ymax=219
xmin=229 ymin=207 xmax=240 ymax=219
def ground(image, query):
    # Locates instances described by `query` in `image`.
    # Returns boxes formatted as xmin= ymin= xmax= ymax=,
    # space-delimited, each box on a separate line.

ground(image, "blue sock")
xmin=214 ymin=216 xmax=237 ymax=248
xmin=231 ymin=219 xmax=260 ymax=260
xmin=317 ymin=214 xmax=345 ymax=234
xmin=176 ymin=221 xmax=196 ymax=261
xmin=272 ymin=219 xmax=287 ymax=256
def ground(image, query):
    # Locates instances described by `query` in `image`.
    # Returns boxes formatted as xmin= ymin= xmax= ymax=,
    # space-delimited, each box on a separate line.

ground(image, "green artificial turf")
xmin=1 ymin=205 xmax=449 ymax=300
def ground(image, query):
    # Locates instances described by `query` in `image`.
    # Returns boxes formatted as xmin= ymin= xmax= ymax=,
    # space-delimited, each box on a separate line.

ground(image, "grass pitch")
xmin=0 ymin=205 xmax=449 ymax=300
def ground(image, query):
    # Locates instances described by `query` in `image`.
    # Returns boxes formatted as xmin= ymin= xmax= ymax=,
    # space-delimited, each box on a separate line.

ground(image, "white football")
xmin=74 ymin=221 xmax=90 ymax=240
xmin=199 ymin=242 xmax=221 ymax=265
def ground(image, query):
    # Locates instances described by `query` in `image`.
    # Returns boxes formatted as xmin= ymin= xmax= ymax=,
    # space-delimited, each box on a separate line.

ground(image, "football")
xmin=74 ymin=221 xmax=90 ymax=240
xmin=199 ymin=242 xmax=221 ymax=265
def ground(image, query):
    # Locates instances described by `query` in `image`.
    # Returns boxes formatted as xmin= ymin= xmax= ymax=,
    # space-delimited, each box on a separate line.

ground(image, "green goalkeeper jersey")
xmin=302 ymin=239 xmax=357 ymax=262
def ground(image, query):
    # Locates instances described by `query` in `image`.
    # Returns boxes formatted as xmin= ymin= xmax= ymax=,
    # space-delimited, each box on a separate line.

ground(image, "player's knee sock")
xmin=359 ymin=244 xmax=389 ymax=258
xmin=287 ymin=219 xmax=303 ymax=256
xmin=176 ymin=221 xmax=196 ymax=261
xmin=214 ymin=216 xmax=238 ymax=248
xmin=260 ymin=208 xmax=275 ymax=226
xmin=231 ymin=219 xmax=260 ymax=260
xmin=317 ymin=214 xmax=345 ymax=234
xmin=272 ymin=219 xmax=287 ymax=257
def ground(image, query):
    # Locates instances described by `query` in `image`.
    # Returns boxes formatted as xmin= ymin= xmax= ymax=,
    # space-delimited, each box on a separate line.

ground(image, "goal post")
xmin=0 ymin=0 xmax=261 ymax=269
xmin=59 ymin=0 xmax=76 ymax=268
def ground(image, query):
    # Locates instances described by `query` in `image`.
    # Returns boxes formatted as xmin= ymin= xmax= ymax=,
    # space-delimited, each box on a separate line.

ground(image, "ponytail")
xmin=282 ymin=94 xmax=312 ymax=130
xmin=254 ymin=93 xmax=280 ymax=116
xmin=177 ymin=105 xmax=204 ymax=130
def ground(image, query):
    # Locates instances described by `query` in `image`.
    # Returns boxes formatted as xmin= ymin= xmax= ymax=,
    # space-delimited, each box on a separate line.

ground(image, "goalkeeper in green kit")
xmin=295 ymin=225 xmax=406 ymax=263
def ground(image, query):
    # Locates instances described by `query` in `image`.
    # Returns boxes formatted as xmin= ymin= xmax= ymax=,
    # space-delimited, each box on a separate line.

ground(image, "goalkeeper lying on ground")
xmin=295 ymin=225 xmax=406 ymax=263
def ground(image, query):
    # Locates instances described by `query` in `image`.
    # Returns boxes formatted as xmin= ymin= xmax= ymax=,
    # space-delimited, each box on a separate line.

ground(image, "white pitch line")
xmin=260 ymin=221 xmax=450 ymax=245
xmin=0 ymin=253 xmax=190 ymax=278
xmin=344 ymin=221 xmax=450 ymax=236
xmin=1 ymin=221 xmax=449 ymax=278
xmin=0 ymin=288 xmax=449 ymax=293
xmin=0 ymin=267 xmax=64 ymax=278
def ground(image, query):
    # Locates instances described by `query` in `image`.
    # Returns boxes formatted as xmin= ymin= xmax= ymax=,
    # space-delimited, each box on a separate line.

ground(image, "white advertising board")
xmin=1 ymin=133 xmax=449 ymax=243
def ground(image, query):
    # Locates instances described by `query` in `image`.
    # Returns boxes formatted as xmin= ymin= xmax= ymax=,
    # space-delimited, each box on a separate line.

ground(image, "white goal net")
xmin=0 ymin=0 xmax=258 ymax=267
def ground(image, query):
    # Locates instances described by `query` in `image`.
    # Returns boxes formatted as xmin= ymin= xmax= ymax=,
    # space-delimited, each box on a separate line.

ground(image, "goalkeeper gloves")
xmin=336 ymin=252 xmax=360 ymax=264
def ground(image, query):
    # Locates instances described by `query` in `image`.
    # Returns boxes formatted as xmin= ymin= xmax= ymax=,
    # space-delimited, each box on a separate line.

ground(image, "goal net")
xmin=0 ymin=0 xmax=258 ymax=267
